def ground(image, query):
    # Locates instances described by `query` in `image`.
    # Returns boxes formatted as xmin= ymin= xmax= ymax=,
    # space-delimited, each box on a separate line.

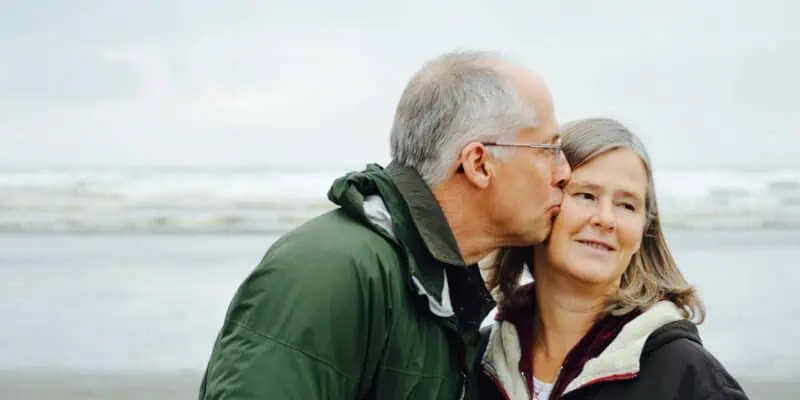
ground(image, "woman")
xmin=474 ymin=117 xmax=748 ymax=399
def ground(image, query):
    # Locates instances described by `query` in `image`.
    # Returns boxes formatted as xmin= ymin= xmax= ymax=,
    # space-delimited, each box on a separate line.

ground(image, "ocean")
xmin=1 ymin=230 xmax=799 ymax=380
xmin=2 ymin=166 xmax=800 ymax=234
xmin=1 ymin=167 xmax=799 ymax=398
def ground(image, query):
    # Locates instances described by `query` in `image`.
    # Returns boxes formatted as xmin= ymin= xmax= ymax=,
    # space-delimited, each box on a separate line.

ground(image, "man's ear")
xmin=458 ymin=143 xmax=493 ymax=189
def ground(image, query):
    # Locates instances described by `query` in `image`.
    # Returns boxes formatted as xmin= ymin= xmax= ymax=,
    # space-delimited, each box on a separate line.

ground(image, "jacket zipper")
xmin=520 ymin=372 xmax=532 ymax=398
xmin=459 ymin=370 xmax=466 ymax=400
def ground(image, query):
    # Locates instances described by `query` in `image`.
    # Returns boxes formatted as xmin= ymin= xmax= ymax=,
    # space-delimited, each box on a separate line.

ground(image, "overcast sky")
xmin=0 ymin=0 xmax=796 ymax=170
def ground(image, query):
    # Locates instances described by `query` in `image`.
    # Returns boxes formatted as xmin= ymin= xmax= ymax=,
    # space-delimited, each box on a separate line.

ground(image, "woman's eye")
xmin=575 ymin=192 xmax=594 ymax=201
xmin=618 ymin=202 xmax=636 ymax=211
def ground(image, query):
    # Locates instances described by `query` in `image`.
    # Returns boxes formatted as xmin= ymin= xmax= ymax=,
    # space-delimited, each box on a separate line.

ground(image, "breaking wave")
xmin=2 ymin=167 xmax=799 ymax=233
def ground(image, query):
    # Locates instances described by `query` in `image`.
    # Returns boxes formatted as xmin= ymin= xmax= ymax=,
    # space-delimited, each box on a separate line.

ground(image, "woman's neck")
xmin=531 ymin=270 xmax=609 ymax=382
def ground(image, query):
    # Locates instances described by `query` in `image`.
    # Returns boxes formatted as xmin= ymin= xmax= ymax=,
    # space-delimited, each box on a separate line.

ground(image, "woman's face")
xmin=535 ymin=148 xmax=648 ymax=288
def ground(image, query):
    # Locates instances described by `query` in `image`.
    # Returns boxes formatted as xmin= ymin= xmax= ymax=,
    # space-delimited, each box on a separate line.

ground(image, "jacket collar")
xmin=561 ymin=301 xmax=684 ymax=394
xmin=482 ymin=293 xmax=685 ymax=399
xmin=384 ymin=161 xmax=465 ymax=266
xmin=383 ymin=162 xmax=495 ymax=339
xmin=331 ymin=161 xmax=496 ymax=375
xmin=327 ymin=162 xmax=495 ymax=351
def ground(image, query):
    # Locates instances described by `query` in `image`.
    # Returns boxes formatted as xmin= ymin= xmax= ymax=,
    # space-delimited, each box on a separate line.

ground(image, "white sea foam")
xmin=2 ymin=167 xmax=799 ymax=233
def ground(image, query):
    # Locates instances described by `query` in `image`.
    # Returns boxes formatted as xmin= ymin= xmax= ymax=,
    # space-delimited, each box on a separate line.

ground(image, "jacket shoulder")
xmin=261 ymin=208 xmax=403 ymax=277
xmin=229 ymin=208 xmax=405 ymax=324
xmin=284 ymin=207 xmax=400 ymax=254
xmin=644 ymin=337 xmax=748 ymax=399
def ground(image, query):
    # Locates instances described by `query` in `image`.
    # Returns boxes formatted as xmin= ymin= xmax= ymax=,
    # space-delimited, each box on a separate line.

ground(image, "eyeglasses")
xmin=482 ymin=141 xmax=563 ymax=165
xmin=455 ymin=140 xmax=563 ymax=173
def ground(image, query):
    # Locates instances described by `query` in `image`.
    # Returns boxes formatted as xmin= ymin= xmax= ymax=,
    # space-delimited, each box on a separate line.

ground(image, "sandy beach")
xmin=0 ymin=370 xmax=797 ymax=399
xmin=0 ymin=370 xmax=200 ymax=400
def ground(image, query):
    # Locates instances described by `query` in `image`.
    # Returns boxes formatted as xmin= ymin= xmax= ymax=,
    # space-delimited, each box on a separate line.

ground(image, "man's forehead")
xmin=515 ymin=128 xmax=559 ymax=146
xmin=535 ymin=120 xmax=561 ymax=143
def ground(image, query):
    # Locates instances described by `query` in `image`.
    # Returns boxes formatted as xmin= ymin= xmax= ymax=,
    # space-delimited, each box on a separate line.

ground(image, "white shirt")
xmin=532 ymin=376 xmax=554 ymax=400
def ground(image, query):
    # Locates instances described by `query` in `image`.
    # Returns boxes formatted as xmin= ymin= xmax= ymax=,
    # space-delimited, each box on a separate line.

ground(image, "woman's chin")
xmin=558 ymin=266 xmax=619 ymax=290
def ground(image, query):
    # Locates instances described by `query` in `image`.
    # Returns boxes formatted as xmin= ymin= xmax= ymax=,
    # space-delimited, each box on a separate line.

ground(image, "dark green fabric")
xmin=198 ymin=162 xmax=495 ymax=399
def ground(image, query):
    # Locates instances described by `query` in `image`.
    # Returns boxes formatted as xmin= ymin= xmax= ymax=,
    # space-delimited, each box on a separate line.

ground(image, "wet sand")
xmin=0 ymin=370 xmax=200 ymax=400
xmin=0 ymin=370 xmax=797 ymax=399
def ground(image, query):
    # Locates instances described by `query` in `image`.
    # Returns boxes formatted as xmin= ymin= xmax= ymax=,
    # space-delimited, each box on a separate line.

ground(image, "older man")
xmin=198 ymin=50 xmax=570 ymax=399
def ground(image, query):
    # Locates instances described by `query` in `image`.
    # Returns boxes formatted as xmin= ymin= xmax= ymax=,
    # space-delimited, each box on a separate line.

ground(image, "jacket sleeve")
xmin=198 ymin=242 xmax=393 ymax=399
xmin=680 ymin=340 xmax=751 ymax=400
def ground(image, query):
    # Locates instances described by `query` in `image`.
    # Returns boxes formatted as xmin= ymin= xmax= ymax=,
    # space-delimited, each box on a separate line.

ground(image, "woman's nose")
xmin=590 ymin=202 xmax=616 ymax=230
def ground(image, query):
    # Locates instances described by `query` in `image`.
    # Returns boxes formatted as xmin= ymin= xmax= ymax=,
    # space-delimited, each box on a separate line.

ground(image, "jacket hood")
xmin=327 ymin=163 xmax=391 ymax=228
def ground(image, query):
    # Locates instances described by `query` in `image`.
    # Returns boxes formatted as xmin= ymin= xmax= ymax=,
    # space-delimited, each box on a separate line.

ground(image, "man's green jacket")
xmin=198 ymin=162 xmax=495 ymax=399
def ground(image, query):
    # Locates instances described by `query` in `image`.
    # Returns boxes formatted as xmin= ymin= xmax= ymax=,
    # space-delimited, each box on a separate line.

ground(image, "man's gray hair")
xmin=389 ymin=50 xmax=538 ymax=186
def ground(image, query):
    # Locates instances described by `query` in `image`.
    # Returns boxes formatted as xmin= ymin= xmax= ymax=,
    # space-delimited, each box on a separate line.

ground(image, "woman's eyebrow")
xmin=566 ymin=181 xmax=600 ymax=191
xmin=567 ymin=181 xmax=645 ymax=202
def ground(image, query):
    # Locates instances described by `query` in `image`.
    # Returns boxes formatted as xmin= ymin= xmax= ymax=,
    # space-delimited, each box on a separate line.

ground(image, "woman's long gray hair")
xmin=486 ymin=117 xmax=705 ymax=322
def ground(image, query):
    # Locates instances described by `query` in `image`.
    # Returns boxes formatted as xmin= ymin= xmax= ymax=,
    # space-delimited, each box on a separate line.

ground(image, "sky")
xmin=0 ymin=0 xmax=797 ymax=170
